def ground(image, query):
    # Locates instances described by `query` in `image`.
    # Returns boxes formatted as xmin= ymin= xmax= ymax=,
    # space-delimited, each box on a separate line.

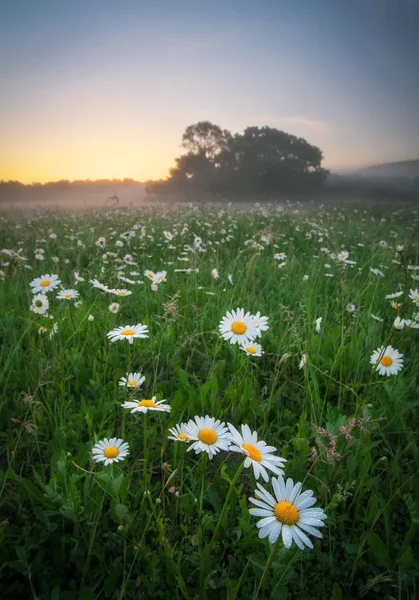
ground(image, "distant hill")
xmin=356 ymin=160 xmax=419 ymax=179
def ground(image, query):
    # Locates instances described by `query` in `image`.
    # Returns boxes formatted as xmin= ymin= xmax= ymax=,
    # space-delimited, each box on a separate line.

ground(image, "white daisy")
xmin=219 ymin=308 xmax=258 ymax=345
xmin=393 ymin=316 xmax=406 ymax=330
xmin=91 ymin=437 xmax=129 ymax=466
xmin=57 ymin=289 xmax=80 ymax=300
xmin=109 ymin=302 xmax=120 ymax=313
xmin=119 ymin=372 xmax=145 ymax=389
xmin=315 ymin=317 xmax=322 ymax=332
xmin=110 ymin=289 xmax=133 ymax=297
xmin=240 ymin=342 xmax=264 ymax=357
xmin=370 ymin=345 xmax=403 ymax=376
xmin=408 ymin=288 xmax=419 ymax=307
xmin=249 ymin=476 xmax=327 ymax=549
xmin=30 ymin=294 xmax=49 ymax=315
xmin=298 ymin=354 xmax=307 ymax=369
xmin=30 ymin=274 xmax=61 ymax=294
xmin=404 ymin=318 xmax=419 ymax=329
xmin=89 ymin=278 xmax=109 ymax=292
xmin=168 ymin=423 xmax=191 ymax=443
xmin=251 ymin=312 xmax=269 ymax=338
xmin=121 ymin=397 xmax=171 ymax=414
xmin=211 ymin=268 xmax=219 ymax=280
xmin=227 ymin=424 xmax=286 ymax=482
xmin=184 ymin=416 xmax=231 ymax=459
xmin=273 ymin=252 xmax=287 ymax=261
xmin=336 ymin=250 xmax=349 ymax=262
xmin=385 ymin=291 xmax=403 ymax=299
xmin=107 ymin=323 xmax=149 ymax=344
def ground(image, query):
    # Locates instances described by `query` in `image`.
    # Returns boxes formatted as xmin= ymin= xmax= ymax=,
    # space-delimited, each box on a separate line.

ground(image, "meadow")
xmin=0 ymin=199 xmax=418 ymax=599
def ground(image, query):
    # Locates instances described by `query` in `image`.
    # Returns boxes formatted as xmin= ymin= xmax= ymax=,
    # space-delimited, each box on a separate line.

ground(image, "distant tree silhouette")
xmin=147 ymin=121 xmax=328 ymax=198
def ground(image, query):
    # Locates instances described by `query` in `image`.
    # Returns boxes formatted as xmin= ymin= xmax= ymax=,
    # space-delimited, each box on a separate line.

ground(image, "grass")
xmin=0 ymin=199 xmax=418 ymax=599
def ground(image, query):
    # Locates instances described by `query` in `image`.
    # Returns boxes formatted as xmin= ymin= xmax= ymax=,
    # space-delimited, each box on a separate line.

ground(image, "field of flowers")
xmin=1 ymin=199 xmax=418 ymax=599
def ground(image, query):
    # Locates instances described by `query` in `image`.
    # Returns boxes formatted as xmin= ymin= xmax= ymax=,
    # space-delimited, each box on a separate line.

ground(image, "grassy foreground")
xmin=0 ymin=200 xmax=418 ymax=599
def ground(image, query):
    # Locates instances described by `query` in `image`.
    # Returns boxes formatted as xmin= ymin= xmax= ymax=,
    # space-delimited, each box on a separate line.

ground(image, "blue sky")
xmin=1 ymin=0 xmax=418 ymax=182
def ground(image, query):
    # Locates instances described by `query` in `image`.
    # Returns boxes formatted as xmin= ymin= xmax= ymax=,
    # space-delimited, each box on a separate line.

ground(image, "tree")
xmin=147 ymin=122 xmax=328 ymax=198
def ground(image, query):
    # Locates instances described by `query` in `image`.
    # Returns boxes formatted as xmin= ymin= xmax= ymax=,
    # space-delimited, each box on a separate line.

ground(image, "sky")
xmin=1 ymin=0 xmax=418 ymax=183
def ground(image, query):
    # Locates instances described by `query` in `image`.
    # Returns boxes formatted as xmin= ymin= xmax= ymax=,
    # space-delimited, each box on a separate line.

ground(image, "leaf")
xmin=366 ymin=532 xmax=392 ymax=569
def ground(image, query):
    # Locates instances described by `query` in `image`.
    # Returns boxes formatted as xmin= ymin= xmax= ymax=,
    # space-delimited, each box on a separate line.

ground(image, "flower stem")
xmin=253 ymin=533 xmax=282 ymax=599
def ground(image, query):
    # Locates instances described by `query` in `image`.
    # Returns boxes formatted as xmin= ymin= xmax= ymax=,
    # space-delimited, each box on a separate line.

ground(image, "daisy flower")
xmin=252 ymin=312 xmax=269 ymax=338
xmin=370 ymin=345 xmax=403 ymax=376
xmin=408 ymin=288 xmax=419 ymax=307
xmin=30 ymin=274 xmax=61 ymax=294
xmin=385 ymin=291 xmax=403 ymax=299
xmin=110 ymin=289 xmax=133 ymax=297
xmin=144 ymin=269 xmax=156 ymax=282
xmin=31 ymin=294 xmax=49 ymax=315
xmin=121 ymin=397 xmax=171 ymax=414
xmin=336 ymin=250 xmax=349 ymax=262
xmin=249 ymin=476 xmax=327 ymax=549
xmin=184 ymin=416 xmax=231 ymax=459
xmin=91 ymin=437 xmax=129 ymax=466
xmin=119 ymin=372 xmax=145 ymax=389
xmin=211 ymin=268 xmax=219 ymax=280
xmin=241 ymin=342 xmax=264 ymax=357
xmin=315 ymin=317 xmax=322 ymax=332
xmin=393 ymin=316 xmax=406 ymax=330
xmin=107 ymin=323 xmax=149 ymax=344
xmin=228 ymin=424 xmax=286 ymax=482
xmin=273 ymin=252 xmax=287 ymax=261
xmin=155 ymin=271 xmax=167 ymax=284
xmin=219 ymin=308 xmax=257 ymax=345
xmin=168 ymin=423 xmax=191 ymax=443
xmin=163 ymin=231 xmax=173 ymax=240
xmin=57 ymin=289 xmax=80 ymax=300
xmin=90 ymin=278 xmax=109 ymax=292
xmin=109 ymin=302 xmax=120 ymax=313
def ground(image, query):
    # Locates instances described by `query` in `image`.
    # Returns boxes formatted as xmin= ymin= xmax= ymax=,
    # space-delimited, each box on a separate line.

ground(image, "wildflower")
xmin=370 ymin=314 xmax=383 ymax=322
xmin=57 ymin=289 xmax=80 ymax=301
xmin=228 ymin=424 xmax=286 ymax=481
xmin=31 ymin=294 xmax=49 ymax=315
xmin=38 ymin=326 xmax=48 ymax=334
xmin=228 ymin=274 xmax=233 ymax=285
xmin=385 ymin=291 xmax=403 ymax=299
xmin=211 ymin=268 xmax=219 ymax=280
xmin=219 ymin=308 xmax=257 ymax=345
xmin=107 ymin=323 xmax=149 ymax=344
xmin=91 ymin=437 xmax=129 ymax=466
xmin=408 ymin=288 xmax=419 ymax=306
xmin=168 ymin=423 xmax=191 ymax=443
xmin=241 ymin=342 xmax=264 ymax=357
xmin=370 ymin=268 xmax=384 ymax=277
xmin=303 ymin=275 xmax=309 ymax=281
xmin=346 ymin=303 xmax=357 ymax=313
xmin=249 ymin=476 xmax=327 ymax=549
xmin=393 ymin=316 xmax=405 ymax=330
xmin=370 ymin=345 xmax=403 ymax=376
xmin=30 ymin=274 xmax=61 ymax=294
xmin=252 ymin=312 xmax=269 ymax=338
xmin=88 ymin=314 xmax=95 ymax=322
xmin=315 ymin=317 xmax=322 ymax=332
xmin=109 ymin=302 xmax=120 ymax=313
xmin=90 ymin=278 xmax=109 ymax=292
xmin=336 ymin=250 xmax=349 ymax=262
xmin=273 ymin=252 xmax=287 ymax=261
xmin=184 ymin=416 xmax=231 ymax=459
xmin=110 ymin=289 xmax=133 ymax=297
xmin=121 ymin=397 xmax=171 ymax=414
xmin=404 ymin=318 xmax=419 ymax=329
xmin=163 ymin=231 xmax=173 ymax=240
xmin=74 ymin=271 xmax=85 ymax=282
xmin=298 ymin=354 xmax=307 ymax=369
xmin=119 ymin=372 xmax=145 ymax=389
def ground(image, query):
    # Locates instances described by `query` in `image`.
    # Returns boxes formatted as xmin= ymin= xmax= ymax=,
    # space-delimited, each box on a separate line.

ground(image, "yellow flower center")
xmin=40 ymin=280 xmax=50 ymax=287
xmin=232 ymin=321 xmax=246 ymax=335
xmin=178 ymin=433 xmax=189 ymax=441
xmin=242 ymin=443 xmax=262 ymax=462
xmin=118 ymin=291 xmax=126 ymax=295
xmin=148 ymin=273 xmax=154 ymax=279
xmin=246 ymin=346 xmax=257 ymax=354
xmin=127 ymin=381 xmax=138 ymax=387
xmin=104 ymin=446 xmax=119 ymax=458
xmin=65 ymin=293 xmax=71 ymax=298
xmin=274 ymin=501 xmax=299 ymax=525
xmin=380 ymin=355 xmax=393 ymax=367
xmin=137 ymin=399 xmax=156 ymax=408
xmin=198 ymin=428 xmax=217 ymax=445
xmin=121 ymin=328 xmax=135 ymax=336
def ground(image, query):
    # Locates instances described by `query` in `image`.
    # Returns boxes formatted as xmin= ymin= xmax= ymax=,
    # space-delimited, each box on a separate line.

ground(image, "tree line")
xmin=147 ymin=121 xmax=329 ymax=198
